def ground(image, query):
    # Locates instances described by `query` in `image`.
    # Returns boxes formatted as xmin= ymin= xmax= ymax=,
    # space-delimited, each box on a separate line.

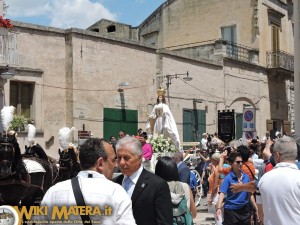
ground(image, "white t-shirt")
xmin=258 ymin=163 xmax=300 ymax=225
xmin=201 ymin=138 xmax=207 ymax=150
xmin=41 ymin=171 xmax=136 ymax=225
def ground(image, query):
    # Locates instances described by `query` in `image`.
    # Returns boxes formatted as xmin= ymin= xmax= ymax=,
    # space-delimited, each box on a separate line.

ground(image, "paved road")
xmin=193 ymin=196 xmax=216 ymax=225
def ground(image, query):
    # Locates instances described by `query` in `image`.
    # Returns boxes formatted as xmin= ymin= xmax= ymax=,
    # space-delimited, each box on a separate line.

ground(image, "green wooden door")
xmin=183 ymin=109 xmax=194 ymax=142
xmin=103 ymin=108 xmax=138 ymax=140
xmin=183 ymin=109 xmax=206 ymax=142
xmin=235 ymin=113 xmax=243 ymax=139
xmin=198 ymin=110 xmax=206 ymax=139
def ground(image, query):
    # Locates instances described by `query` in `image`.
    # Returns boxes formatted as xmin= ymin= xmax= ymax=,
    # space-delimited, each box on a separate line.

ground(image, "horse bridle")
xmin=59 ymin=151 xmax=74 ymax=172
xmin=0 ymin=142 xmax=16 ymax=177
xmin=0 ymin=142 xmax=15 ymax=158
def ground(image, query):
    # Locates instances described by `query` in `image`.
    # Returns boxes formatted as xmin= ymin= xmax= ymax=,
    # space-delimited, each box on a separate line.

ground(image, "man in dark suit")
xmin=114 ymin=136 xmax=172 ymax=225
xmin=173 ymin=152 xmax=190 ymax=184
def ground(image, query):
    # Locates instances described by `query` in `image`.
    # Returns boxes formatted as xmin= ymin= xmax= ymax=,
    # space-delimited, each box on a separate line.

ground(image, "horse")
xmin=0 ymin=133 xmax=28 ymax=181
xmin=0 ymin=133 xmax=43 ymax=206
xmin=57 ymin=146 xmax=81 ymax=182
xmin=23 ymin=144 xmax=59 ymax=193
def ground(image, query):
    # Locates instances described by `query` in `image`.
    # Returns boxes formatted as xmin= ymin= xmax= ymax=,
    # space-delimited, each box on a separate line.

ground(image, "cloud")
xmin=5 ymin=0 xmax=117 ymax=29
xmin=6 ymin=0 xmax=51 ymax=17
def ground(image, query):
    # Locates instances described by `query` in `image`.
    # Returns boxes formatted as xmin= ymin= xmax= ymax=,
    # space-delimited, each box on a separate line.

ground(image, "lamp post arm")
xmin=164 ymin=71 xmax=191 ymax=106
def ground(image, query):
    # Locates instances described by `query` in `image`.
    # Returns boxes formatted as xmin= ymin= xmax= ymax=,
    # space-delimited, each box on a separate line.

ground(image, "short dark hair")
xmin=140 ymin=132 xmax=148 ymax=139
xmin=155 ymin=156 xmax=180 ymax=182
xmin=79 ymin=138 xmax=108 ymax=170
xmin=227 ymin=151 xmax=242 ymax=164
xmin=237 ymin=145 xmax=250 ymax=162
xmin=109 ymin=136 xmax=116 ymax=141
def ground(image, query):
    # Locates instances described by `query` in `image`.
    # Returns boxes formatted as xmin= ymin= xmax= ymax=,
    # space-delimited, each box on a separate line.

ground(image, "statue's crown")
xmin=157 ymin=87 xmax=166 ymax=96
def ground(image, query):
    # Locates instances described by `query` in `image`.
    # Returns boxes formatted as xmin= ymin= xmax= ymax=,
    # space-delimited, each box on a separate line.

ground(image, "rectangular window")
xmin=221 ymin=25 xmax=237 ymax=58
xmin=221 ymin=25 xmax=237 ymax=43
xmin=10 ymin=81 xmax=34 ymax=119
xmin=271 ymin=24 xmax=280 ymax=66
xmin=271 ymin=24 xmax=280 ymax=51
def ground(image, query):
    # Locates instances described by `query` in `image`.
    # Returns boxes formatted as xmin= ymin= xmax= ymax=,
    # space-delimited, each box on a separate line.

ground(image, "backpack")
xmin=172 ymin=194 xmax=193 ymax=225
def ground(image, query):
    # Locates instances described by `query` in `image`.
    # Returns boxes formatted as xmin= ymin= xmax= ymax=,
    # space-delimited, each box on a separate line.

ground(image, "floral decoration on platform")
xmin=150 ymin=134 xmax=177 ymax=153
xmin=0 ymin=16 xmax=13 ymax=28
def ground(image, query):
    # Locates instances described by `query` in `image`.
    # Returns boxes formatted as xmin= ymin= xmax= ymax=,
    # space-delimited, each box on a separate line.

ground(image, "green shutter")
xmin=183 ymin=109 xmax=194 ymax=142
xmin=235 ymin=113 xmax=243 ymax=139
xmin=103 ymin=108 xmax=138 ymax=140
xmin=198 ymin=110 xmax=206 ymax=139
xmin=183 ymin=109 xmax=206 ymax=142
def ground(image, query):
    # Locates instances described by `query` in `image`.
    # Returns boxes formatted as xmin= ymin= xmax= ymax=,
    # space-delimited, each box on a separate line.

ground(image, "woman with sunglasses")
xmin=215 ymin=151 xmax=258 ymax=225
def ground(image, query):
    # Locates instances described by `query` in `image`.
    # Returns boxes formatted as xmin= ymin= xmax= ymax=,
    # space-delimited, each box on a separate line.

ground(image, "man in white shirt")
xmin=41 ymin=138 xmax=136 ymax=225
xmin=201 ymin=133 xmax=208 ymax=150
xmin=258 ymin=136 xmax=300 ymax=225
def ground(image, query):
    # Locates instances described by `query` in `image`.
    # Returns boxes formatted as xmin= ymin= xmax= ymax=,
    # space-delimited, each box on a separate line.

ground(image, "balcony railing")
xmin=225 ymin=41 xmax=253 ymax=62
xmin=266 ymin=50 xmax=294 ymax=71
xmin=214 ymin=40 xmax=259 ymax=64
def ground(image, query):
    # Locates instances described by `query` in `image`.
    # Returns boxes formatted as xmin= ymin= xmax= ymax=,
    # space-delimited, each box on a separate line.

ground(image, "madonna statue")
xmin=147 ymin=88 xmax=181 ymax=150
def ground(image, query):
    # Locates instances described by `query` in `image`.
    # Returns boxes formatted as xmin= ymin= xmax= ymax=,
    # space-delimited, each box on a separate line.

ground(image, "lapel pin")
xmin=141 ymin=183 xmax=145 ymax=188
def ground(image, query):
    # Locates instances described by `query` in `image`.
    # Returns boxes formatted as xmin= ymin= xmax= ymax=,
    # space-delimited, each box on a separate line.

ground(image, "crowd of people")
xmin=38 ymin=125 xmax=300 ymax=225
xmin=191 ymin=132 xmax=300 ymax=225
xmin=3 ymin=88 xmax=299 ymax=225
xmin=38 ymin=86 xmax=300 ymax=225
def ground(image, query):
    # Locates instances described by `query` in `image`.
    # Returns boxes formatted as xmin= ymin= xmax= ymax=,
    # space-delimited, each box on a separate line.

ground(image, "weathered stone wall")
xmin=11 ymin=23 xmax=67 ymax=157
xmin=138 ymin=0 xmax=293 ymax=68
xmin=223 ymin=59 xmax=270 ymax=136
xmin=8 ymin=19 xmax=276 ymax=158
xmin=161 ymin=55 xmax=224 ymax=135
xmin=88 ymin=19 xmax=139 ymax=41
xmin=158 ymin=0 xmax=255 ymax=49
xmin=70 ymin=33 xmax=157 ymax=141
xmin=259 ymin=0 xmax=294 ymax=66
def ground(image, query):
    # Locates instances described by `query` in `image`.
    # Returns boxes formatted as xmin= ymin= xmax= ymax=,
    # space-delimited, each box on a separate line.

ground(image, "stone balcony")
xmin=214 ymin=39 xmax=259 ymax=65
xmin=266 ymin=50 xmax=294 ymax=74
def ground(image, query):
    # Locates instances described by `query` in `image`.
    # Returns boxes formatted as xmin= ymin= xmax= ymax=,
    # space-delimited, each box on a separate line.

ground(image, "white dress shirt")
xmin=41 ymin=170 xmax=136 ymax=225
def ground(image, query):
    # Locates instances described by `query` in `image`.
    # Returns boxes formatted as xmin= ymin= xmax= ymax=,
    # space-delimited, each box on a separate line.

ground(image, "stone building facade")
xmin=0 ymin=0 xmax=294 ymax=158
xmin=90 ymin=0 xmax=294 ymax=135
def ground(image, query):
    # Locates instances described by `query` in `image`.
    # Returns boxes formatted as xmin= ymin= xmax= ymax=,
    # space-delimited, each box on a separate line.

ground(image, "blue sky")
xmin=4 ymin=0 xmax=165 ymax=29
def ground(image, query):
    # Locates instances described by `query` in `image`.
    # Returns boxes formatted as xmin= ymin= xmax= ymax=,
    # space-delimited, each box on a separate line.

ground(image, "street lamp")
xmin=118 ymin=82 xmax=129 ymax=92
xmin=164 ymin=71 xmax=193 ymax=104
xmin=0 ymin=65 xmax=14 ymax=80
